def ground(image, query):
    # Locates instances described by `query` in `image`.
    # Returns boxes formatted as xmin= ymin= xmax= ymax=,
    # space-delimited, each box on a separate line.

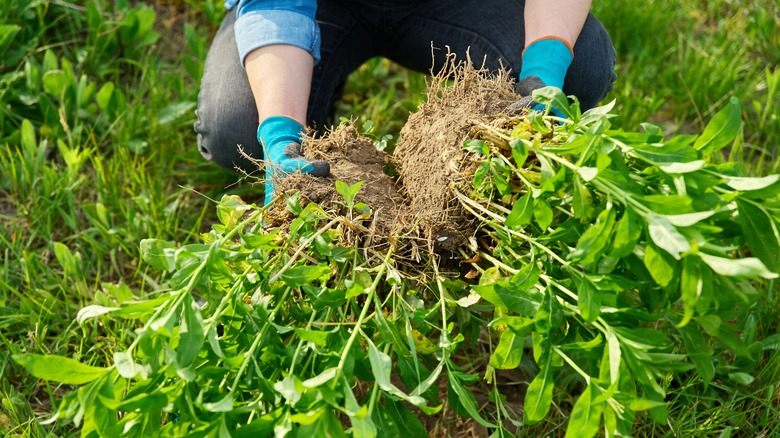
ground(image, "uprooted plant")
xmin=13 ymin=65 xmax=780 ymax=437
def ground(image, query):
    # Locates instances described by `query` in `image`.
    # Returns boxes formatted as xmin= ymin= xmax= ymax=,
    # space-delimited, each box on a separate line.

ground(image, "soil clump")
xmin=269 ymin=59 xmax=520 ymax=254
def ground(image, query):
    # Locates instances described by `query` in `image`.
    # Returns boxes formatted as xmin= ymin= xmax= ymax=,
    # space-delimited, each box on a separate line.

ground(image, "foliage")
xmin=2 ymin=0 xmax=780 ymax=437
xmin=12 ymin=89 xmax=780 ymax=436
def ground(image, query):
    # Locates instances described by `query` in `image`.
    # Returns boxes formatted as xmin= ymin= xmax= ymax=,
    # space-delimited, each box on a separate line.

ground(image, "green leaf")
xmin=280 ymin=264 xmax=332 ymax=287
xmin=505 ymin=192 xmax=534 ymax=228
xmin=524 ymin=360 xmax=554 ymax=424
xmin=604 ymin=328 xmax=621 ymax=385
xmin=572 ymin=177 xmax=595 ymax=221
xmin=200 ymin=394 xmax=234 ymax=412
xmin=568 ymin=205 xmax=616 ymax=264
xmin=510 ymin=138 xmax=529 ymax=167
xmin=303 ymin=284 xmax=347 ymax=311
xmin=53 ymin=241 xmax=79 ymax=276
xmin=366 ymin=338 xmax=428 ymax=407
xmin=43 ymin=70 xmax=68 ymax=96
xmin=512 ymin=262 xmax=542 ymax=290
xmin=335 ymin=180 xmax=364 ymax=208
xmin=96 ymin=82 xmax=115 ymax=111
xmin=632 ymin=138 xmax=699 ymax=165
xmin=302 ymin=367 xmax=338 ymax=388
xmin=694 ymin=96 xmax=742 ymax=154
xmin=725 ymin=174 xmax=779 ymax=191
xmin=20 ymin=118 xmax=36 ymax=152
xmin=177 ymin=296 xmax=205 ymax=367
xmin=447 ymin=365 xmax=496 ymax=427
xmin=463 ymin=139 xmax=489 ymax=155
xmin=13 ymin=354 xmax=108 ymax=384
xmin=113 ymin=351 xmax=149 ymax=380
xmin=489 ymin=328 xmax=526 ymax=369
xmin=647 ymin=214 xmax=690 ymax=260
xmin=534 ymin=198 xmax=553 ymax=231
xmin=471 ymin=282 xmax=542 ymax=316
xmin=157 ymin=101 xmax=196 ymax=125
xmin=294 ymin=328 xmax=330 ymax=347
xmin=609 ymin=207 xmax=642 ymax=258
xmin=643 ymin=244 xmax=676 ymax=287
xmin=678 ymin=256 xmax=703 ymax=327
xmin=0 ymin=25 xmax=21 ymax=52
xmin=658 ymin=160 xmax=705 ymax=174
xmin=738 ymin=200 xmax=780 ymax=270
xmin=728 ymin=372 xmax=755 ymax=385
xmin=343 ymin=380 xmax=377 ymax=438
xmin=699 ymin=253 xmax=778 ymax=279
xmin=382 ymin=399 xmax=428 ymax=438
xmin=532 ymin=86 xmax=573 ymax=119
xmin=661 ymin=211 xmax=716 ymax=227
xmin=139 ymin=239 xmax=177 ymax=272
xmin=626 ymin=398 xmax=666 ymax=411
xmin=77 ymin=305 xmax=120 ymax=325
xmin=681 ymin=325 xmax=714 ymax=387
xmin=565 ymin=384 xmax=602 ymax=438
xmin=576 ymin=278 xmax=601 ymax=323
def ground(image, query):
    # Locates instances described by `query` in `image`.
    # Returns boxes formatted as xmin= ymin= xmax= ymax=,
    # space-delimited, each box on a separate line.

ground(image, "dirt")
xmin=270 ymin=58 xmax=519 ymax=255
xmin=269 ymin=124 xmax=407 ymax=242
xmin=393 ymin=56 xmax=518 ymax=250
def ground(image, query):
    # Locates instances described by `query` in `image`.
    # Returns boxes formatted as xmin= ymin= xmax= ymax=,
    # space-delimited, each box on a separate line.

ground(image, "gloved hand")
xmin=258 ymin=115 xmax=329 ymax=205
xmin=509 ymin=37 xmax=573 ymax=117
xmin=507 ymin=75 xmax=548 ymax=114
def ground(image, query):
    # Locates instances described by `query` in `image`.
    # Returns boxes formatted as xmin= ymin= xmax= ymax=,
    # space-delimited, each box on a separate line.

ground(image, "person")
xmin=194 ymin=0 xmax=616 ymax=204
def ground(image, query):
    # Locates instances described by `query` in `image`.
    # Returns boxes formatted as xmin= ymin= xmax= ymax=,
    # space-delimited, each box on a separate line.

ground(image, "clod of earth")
xmin=269 ymin=59 xmax=520 ymax=256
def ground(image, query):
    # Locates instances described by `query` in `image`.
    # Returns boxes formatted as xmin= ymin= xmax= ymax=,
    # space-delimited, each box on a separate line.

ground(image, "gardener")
xmin=194 ymin=0 xmax=616 ymax=204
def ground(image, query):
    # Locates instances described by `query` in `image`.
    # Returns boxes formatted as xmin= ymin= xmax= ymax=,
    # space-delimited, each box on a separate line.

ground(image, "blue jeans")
xmin=195 ymin=0 xmax=617 ymax=172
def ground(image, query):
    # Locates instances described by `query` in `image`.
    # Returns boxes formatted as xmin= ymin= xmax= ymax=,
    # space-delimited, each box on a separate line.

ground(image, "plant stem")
xmin=269 ymin=217 xmax=340 ymax=285
xmin=337 ymin=249 xmax=393 ymax=373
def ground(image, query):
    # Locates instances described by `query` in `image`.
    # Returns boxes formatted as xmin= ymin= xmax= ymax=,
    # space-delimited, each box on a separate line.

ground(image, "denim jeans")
xmin=195 ymin=0 xmax=617 ymax=173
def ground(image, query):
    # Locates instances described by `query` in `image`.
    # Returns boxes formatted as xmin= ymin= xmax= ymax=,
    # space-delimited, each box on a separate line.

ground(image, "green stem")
xmin=337 ymin=249 xmax=393 ymax=373
xmin=552 ymin=346 xmax=592 ymax=384
xmin=289 ymin=310 xmax=318 ymax=375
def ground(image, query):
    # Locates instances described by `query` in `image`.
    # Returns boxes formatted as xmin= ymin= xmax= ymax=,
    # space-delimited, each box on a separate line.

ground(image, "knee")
xmin=565 ymin=14 xmax=617 ymax=111
xmin=194 ymin=95 xmax=262 ymax=175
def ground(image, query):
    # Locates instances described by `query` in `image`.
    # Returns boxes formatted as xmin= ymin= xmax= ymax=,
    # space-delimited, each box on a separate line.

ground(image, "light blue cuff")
xmin=519 ymin=39 xmax=573 ymax=90
xmin=234 ymin=9 xmax=321 ymax=65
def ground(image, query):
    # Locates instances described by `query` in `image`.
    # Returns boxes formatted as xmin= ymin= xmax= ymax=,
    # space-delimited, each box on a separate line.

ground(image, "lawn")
xmin=1 ymin=0 xmax=778 ymax=436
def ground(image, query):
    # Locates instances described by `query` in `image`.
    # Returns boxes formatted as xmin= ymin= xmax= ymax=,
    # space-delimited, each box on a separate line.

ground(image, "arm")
xmin=245 ymin=45 xmax=312 ymax=124
xmin=233 ymin=0 xmax=319 ymax=124
xmin=232 ymin=0 xmax=329 ymax=204
xmin=524 ymin=0 xmax=591 ymax=51
xmin=519 ymin=0 xmax=592 ymax=89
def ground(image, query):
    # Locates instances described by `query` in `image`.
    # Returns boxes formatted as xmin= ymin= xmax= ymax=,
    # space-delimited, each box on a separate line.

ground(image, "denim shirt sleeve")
xmin=227 ymin=0 xmax=320 ymax=66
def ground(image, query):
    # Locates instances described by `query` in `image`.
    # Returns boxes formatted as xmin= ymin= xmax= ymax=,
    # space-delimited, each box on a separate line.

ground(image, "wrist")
xmin=257 ymin=115 xmax=304 ymax=152
xmin=519 ymin=37 xmax=573 ymax=89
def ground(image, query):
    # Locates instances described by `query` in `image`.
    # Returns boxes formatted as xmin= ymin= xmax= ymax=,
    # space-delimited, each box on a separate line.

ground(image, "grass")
xmin=0 ymin=0 xmax=778 ymax=436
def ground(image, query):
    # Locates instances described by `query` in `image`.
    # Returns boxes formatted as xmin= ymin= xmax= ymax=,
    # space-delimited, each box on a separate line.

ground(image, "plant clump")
xmin=14 ymin=62 xmax=780 ymax=438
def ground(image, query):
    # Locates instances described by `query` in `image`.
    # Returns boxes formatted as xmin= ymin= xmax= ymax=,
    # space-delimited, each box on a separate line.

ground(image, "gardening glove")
xmin=258 ymin=115 xmax=330 ymax=206
xmin=508 ymin=37 xmax=573 ymax=117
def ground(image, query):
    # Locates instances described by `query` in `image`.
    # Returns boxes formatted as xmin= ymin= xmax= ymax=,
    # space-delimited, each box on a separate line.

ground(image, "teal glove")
xmin=510 ymin=38 xmax=573 ymax=117
xmin=258 ymin=116 xmax=329 ymax=205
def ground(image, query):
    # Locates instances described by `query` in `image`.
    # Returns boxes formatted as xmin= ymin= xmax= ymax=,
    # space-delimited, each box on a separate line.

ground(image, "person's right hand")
xmin=258 ymin=116 xmax=330 ymax=206
xmin=507 ymin=75 xmax=548 ymax=114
